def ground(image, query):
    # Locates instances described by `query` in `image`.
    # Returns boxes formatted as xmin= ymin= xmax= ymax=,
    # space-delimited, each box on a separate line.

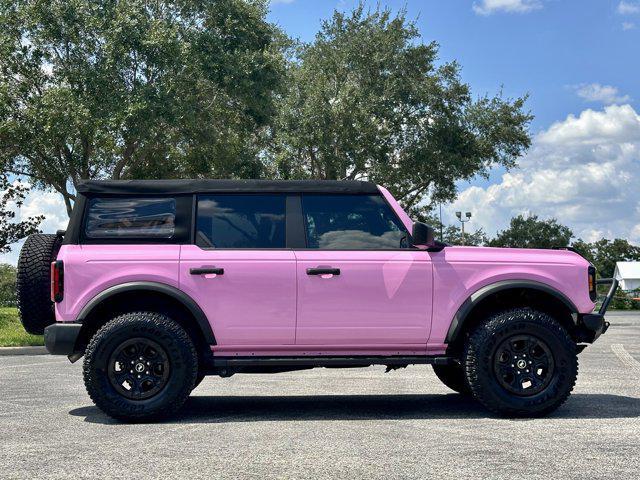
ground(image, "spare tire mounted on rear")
xmin=16 ymin=233 xmax=63 ymax=335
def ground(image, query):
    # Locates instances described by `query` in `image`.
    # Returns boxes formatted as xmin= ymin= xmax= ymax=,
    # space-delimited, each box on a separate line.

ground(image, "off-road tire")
xmin=83 ymin=312 xmax=198 ymax=422
xmin=464 ymin=308 xmax=578 ymax=417
xmin=432 ymin=364 xmax=471 ymax=395
xmin=16 ymin=233 xmax=63 ymax=335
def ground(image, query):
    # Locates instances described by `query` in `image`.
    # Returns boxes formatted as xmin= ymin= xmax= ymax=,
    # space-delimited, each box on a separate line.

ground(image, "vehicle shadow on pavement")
xmin=69 ymin=392 xmax=640 ymax=424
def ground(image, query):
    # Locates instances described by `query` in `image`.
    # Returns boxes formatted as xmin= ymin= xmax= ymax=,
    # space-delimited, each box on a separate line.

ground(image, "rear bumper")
xmin=44 ymin=323 xmax=82 ymax=355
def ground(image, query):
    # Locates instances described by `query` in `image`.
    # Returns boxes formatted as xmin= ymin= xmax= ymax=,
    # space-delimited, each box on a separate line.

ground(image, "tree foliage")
xmin=572 ymin=238 xmax=640 ymax=279
xmin=0 ymin=2 xmax=532 ymax=219
xmin=0 ymin=175 xmax=42 ymax=252
xmin=273 ymin=5 xmax=532 ymax=214
xmin=488 ymin=214 xmax=573 ymax=249
xmin=441 ymin=225 xmax=488 ymax=247
xmin=0 ymin=0 xmax=286 ymax=215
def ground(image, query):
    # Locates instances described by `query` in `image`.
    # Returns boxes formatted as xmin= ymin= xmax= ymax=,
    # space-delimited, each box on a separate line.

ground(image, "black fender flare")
xmin=445 ymin=280 xmax=578 ymax=344
xmin=76 ymin=281 xmax=216 ymax=344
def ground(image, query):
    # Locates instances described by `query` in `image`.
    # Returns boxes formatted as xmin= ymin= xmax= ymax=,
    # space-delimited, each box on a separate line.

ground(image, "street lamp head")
xmin=455 ymin=211 xmax=462 ymax=219
xmin=466 ymin=212 xmax=472 ymax=219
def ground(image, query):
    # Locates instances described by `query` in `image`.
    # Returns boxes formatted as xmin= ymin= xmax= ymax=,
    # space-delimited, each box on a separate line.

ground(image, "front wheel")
xmin=83 ymin=312 xmax=198 ymax=422
xmin=464 ymin=308 xmax=578 ymax=417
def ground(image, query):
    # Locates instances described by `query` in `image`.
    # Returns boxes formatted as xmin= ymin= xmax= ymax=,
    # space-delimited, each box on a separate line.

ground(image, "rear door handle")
xmin=190 ymin=267 xmax=224 ymax=275
xmin=306 ymin=268 xmax=340 ymax=276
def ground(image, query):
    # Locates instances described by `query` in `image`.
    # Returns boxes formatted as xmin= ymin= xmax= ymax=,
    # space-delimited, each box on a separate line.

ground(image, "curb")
xmin=0 ymin=346 xmax=48 ymax=356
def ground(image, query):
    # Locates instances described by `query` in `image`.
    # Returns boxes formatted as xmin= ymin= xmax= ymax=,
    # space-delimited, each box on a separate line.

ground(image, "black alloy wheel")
xmin=492 ymin=334 xmax=554 ymax=397
xmin=108 ymin=338 xmax=171 ymax=400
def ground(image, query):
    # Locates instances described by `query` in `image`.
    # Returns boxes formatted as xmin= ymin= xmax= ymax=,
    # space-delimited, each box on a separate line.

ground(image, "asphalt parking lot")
xmin=1 ymin=312 xmax=639 ymax=480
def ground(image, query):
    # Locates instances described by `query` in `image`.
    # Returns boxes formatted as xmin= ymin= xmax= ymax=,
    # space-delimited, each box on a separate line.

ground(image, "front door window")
xmin=301 ymin=194 xmax=408 ymax=250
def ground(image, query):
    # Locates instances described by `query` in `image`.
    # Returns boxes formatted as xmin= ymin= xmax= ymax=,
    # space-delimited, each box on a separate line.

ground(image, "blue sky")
xmin=268 ymin=0 xmax=640 ymax=240
xmin=1 ymin=0 xmax=639 ymax=264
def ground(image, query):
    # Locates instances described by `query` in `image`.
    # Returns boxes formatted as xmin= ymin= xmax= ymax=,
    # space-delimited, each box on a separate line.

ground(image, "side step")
xmin=210 ymin=355 xmax=455 ymax=369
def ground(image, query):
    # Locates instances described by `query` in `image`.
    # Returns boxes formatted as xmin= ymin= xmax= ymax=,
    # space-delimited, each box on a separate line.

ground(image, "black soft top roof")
xmin=77 ymin=179 xmax=379 ymax=196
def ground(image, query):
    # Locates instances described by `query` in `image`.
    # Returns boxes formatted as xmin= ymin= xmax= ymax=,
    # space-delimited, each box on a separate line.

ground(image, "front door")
xmin=295 ymin=194 xmax=432 ymax=346
xmin=179 ymin=194 xmax=296 ymax=346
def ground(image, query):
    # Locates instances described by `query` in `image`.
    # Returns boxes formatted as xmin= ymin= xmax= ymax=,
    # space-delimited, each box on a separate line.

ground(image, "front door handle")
xmin=190 ymin=267 xmax=224 ymax=275
xmin=306 ymin=268 xmax=340 ymax=276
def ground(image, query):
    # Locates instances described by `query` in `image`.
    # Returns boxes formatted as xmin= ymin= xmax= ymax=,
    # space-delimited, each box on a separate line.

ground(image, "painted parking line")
xmin=0 ymin=359 xmax=69 ymax=371
xmin=611 ymin=344 xmax=640 ymax=373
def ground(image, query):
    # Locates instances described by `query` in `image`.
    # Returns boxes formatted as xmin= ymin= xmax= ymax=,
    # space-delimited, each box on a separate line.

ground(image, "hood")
xmin=439 ymin=245 xmax=591 ymax=268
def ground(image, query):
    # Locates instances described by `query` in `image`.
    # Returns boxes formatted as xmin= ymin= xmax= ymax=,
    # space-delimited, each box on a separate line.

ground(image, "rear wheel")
xmin=464 ymin=308 xmax=577 ymax=417
xmin=83 ymin=312 xmax=198 ymax=422
xmin=16 ymin=233 xmax=62 ymax=335
xmin=432 ymin=364 xmax=471 ymax=395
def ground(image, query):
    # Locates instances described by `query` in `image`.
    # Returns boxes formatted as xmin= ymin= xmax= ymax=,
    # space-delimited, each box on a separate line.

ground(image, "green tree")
xmin=273 ymin=5 xmax=532 ymax=214
xmin=0 ymin=0 xmax=286 ymax=216
xmin=488 ymin=214 xmax=573 ymax=249
xmin=0 ymin=263 xmax=16 ymax=306
xmin=0 ymin=175 xmax=43 ymax=252
xmin=572 ymin=238 xmax=640 ymax=279
xmin=608 ymin=289 xmax=640 ymax=310
xmin=441 ymin=225 xmax=488 ymax=246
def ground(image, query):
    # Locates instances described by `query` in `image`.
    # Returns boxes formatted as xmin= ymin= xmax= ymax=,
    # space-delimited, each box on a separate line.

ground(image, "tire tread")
xmin=464 ymin=308 xmax=578 ymax=417
xmin=83 ymin=311 xmax=198 ymax=422
xmin=16 ymin=233 xmax=62 ymax=335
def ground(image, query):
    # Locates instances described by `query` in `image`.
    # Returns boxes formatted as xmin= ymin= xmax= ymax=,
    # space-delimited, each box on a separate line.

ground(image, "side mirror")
xmin=411 ymin=222 xmax=435 ymax=247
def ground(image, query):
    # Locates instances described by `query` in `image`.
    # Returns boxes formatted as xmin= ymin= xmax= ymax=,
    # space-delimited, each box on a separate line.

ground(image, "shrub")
xmin=0 ymin=264 xmax=17 ymax=307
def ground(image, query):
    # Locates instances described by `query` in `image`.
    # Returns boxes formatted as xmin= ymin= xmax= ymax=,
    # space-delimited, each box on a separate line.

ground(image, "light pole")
xmin=455 ymin=211 xmax=472 ymax=245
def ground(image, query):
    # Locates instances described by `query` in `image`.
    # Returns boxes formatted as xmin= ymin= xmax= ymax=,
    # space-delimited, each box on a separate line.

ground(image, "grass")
xmin=0 ymin=307 xmax=44 ymax=347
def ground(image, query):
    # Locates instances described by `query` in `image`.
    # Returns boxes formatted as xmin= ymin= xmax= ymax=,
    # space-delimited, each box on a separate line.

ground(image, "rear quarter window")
xmin=84 ymin=197 xmax=176 ymax=238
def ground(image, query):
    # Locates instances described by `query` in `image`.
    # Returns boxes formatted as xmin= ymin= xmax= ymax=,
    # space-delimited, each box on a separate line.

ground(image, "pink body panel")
xmin=55 ymin=244 xmax=180 ymax=322
xmin=427 ymin=246 xmax=595 ymax=352
xmin=378 ymin=185 xmax=413 ymax=232
xmin=294 ymin=250 xmax=432 ymax=344
xmin=179 ymin=245 xmax=297 ymax=345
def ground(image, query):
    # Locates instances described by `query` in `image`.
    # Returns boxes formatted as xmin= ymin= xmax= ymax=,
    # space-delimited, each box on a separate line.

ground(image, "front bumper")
xmin=44 ymin=323 xmax=82 ymax=355
xmin=579 ymin=313 xmax=609 ymax=340
xmin=577 ymin=277 xmax=619 ymax=342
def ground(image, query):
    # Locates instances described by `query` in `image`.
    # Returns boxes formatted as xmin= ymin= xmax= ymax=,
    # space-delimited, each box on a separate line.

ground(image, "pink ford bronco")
xmin=16 ymin=179 xmax=617 ymax=421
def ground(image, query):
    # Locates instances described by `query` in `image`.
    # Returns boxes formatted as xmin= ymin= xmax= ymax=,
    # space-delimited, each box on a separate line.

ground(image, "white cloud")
xmin=623 ymin=21 xmax=637 ymax=30
xmin=271 ymin=0 xmax=295 ymax=5
xmin=572 ymin=83 xmax=631 ymax=105
xmin=473 ymin=0 xmax=542 ymax=15
xmin=447 ymin=104 xmax=640 ymax=244
xmin=0 ymin=188 xmax=68 ymax=266
xmin=618 ymin=1 xmax=640 ymax=15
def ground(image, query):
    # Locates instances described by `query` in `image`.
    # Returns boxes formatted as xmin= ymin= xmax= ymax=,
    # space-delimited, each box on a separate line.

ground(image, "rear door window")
xmin=196 ymin=195 xmax=286 ymax=249
xmin=301 ymin=194 xmax=408 ymax=249
xmin=85 ymin=197 xmax=176 ymax=238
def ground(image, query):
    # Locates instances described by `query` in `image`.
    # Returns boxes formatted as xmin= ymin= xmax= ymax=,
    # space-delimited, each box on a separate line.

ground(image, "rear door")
xmin=179 ymin=194 xmax=297 ymax=346
xmin=295 ymin=194 xmax=432 ymax=346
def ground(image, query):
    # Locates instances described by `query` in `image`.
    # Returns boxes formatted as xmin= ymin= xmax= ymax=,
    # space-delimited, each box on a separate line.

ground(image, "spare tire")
xmin=16 ymin=233 xmax=63 ymax=335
